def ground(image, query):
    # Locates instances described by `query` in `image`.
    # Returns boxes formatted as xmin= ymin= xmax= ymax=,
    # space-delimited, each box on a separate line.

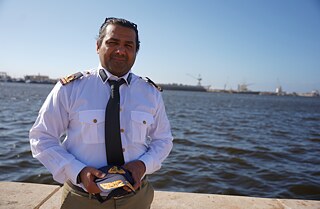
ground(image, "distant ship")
xmin=159 ymin=74 xmax=208 ymax=92
xmin=233 ymin=83 xmax=260 ymax=95
xmin=159 ymin=83 xmax=208 ymax=92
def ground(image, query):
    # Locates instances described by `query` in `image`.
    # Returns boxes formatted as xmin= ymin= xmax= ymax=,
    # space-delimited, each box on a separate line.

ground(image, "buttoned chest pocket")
xmin=131 ymin=111 xmax=154 ymax=143
xmin=79 ymin=110 xmax=105 ymax=144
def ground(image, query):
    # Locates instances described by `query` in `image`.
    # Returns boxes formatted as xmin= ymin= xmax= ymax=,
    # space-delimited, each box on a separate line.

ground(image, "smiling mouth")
xmin=111 ymin=55 xmax=127 ymax=61
xmin=113 ymin=58 xmax=126 ymax=61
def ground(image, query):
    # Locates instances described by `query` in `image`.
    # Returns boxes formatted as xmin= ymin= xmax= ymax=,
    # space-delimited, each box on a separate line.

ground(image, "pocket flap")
xmin=79 ymin=110 xmax=105 ymax=124
xmin=131 ymin=111 xmax=154 ymax=125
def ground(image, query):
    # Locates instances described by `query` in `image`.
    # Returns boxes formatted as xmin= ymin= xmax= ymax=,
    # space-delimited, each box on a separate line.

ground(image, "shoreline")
xmin=1 ymin=81 xmax=319 ymax=97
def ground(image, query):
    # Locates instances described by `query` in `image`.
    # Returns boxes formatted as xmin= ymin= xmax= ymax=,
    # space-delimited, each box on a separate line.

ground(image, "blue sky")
xmin=0 ymin=0 xmax=319 ymax=93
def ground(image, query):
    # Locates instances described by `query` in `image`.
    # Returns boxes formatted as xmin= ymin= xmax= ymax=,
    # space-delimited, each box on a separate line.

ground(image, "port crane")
xmin=186 ymin=74 xmax=202 ymax=86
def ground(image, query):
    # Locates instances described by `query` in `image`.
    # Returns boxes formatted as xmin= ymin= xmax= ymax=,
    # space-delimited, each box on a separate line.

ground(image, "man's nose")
xmin=115 ymin=46 xmax=126 ymax=55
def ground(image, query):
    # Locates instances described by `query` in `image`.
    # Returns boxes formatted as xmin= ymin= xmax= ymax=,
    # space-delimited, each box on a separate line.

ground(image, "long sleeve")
xmin=29 ymin=83 xmax=86 ymax=184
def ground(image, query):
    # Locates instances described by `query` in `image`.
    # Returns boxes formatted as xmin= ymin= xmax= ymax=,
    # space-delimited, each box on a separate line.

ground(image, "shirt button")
xmin=143 ymin=120 xmax=146 ymax=124
xmin=120 ymin=128 xmax=125 ymax=133
xmin=93 ymin=119 xmax=97 ymax=123
xmin=122 ymin=148 xmax=125 ymax=152
xmin=120 ymin=108 xmax=122 ymax=112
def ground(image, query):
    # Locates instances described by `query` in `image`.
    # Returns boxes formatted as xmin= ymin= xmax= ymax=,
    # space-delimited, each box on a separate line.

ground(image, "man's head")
xmin=97 ymin=17 xmax=140 ymax=77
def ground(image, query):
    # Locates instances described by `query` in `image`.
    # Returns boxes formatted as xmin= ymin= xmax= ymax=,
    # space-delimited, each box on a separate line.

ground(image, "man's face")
xmin=97 ymin=24 xmax=137 ymax=77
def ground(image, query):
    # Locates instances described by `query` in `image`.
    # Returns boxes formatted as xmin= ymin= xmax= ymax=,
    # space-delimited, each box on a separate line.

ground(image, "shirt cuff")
xmin=138 ymin=154 xmax=155 ymax=175
xmin=64 ymin=158 xmax=86 ymax=185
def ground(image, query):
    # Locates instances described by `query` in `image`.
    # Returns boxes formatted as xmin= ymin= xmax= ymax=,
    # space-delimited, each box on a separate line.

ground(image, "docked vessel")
xmin=159 ymin=83 xmax=208 ymax=92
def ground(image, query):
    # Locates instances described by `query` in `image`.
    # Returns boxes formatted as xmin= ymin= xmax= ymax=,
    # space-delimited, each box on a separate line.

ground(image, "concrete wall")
xmin=0 ymin=182 xmax=319 ymax=209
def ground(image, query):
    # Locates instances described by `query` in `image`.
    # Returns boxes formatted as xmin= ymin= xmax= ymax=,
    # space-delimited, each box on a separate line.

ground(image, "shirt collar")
xmin=98 ymin=65 xmax=132 ymax=85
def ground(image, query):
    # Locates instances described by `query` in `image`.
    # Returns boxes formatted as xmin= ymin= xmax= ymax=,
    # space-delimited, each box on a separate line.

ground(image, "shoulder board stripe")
xmin=60 ymin=72 xmax=83 ymax=85
xmin=145 ymin=77 xmax=163 ymax=92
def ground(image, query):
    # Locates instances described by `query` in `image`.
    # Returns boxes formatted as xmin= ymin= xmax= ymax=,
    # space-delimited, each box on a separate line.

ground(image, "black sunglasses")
xmin=100 ymin=17 xmax=138 ymax=32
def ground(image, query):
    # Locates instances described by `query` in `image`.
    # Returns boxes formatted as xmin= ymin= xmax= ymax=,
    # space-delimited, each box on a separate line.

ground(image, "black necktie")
xmin=105 ymin=79 xmax=126 ymax=166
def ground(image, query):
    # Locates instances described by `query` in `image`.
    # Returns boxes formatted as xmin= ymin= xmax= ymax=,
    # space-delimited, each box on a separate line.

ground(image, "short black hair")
xmin=97 ymin=17 xmax=140 ymax=52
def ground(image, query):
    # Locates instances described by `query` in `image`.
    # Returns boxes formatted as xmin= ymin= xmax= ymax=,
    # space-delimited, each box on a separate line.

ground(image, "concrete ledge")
xmin=0 ymin=182 xmax=60 ymax=209
xmin=153 ymin=191 xmax=320 ymax=209
xmin=0 ymin=182 xmax=319 ymax=209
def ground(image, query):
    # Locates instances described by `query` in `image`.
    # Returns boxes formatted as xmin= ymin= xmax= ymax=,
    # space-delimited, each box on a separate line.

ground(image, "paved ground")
xmin=0 ymin=182 xmax=319 ymax=209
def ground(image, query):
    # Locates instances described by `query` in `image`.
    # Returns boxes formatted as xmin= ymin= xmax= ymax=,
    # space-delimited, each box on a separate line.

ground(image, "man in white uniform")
xmin=29 ymin=17 xmax=173 ymax=209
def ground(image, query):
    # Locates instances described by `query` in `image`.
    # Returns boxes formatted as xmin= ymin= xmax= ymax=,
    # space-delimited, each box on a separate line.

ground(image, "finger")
xmin=80 ymin=167 xmax=104 ymax=193
xmin=88 ymin=170 xmax=105 ymax=193
xmin=132 ymin=178 xmax=142 ymax=190
xmin=122 ymin=186 xmax=132 ymax=192
xmin=86 ymin=182 xmax=102 ymax=194
xmin=90 ymin=168 xmax=106 ymax=179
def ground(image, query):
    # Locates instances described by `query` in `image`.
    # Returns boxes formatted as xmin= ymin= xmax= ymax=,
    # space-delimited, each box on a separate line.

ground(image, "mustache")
xmin=111 ymin=54 xmax=127 ymax=60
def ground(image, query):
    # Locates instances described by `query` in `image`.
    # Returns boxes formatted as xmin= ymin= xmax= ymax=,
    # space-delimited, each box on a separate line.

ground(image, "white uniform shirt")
xmin=29 ymin=68 xmax=173 ymax=186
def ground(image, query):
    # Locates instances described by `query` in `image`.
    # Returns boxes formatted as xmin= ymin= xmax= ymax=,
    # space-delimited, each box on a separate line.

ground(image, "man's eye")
xmin=125 ymin=44 xmax=133 ymax=49
xmin=107 ymin=41 xmax=117 ymax=46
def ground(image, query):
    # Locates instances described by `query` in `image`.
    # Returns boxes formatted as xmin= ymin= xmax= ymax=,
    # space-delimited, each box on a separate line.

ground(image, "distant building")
xmin=299 ymin=90 xmax=320 ymax=97
xmin=0 ymin=72 xmax=11 ymax=81
xmin=24 ymin=74 xmax=55 ymax=84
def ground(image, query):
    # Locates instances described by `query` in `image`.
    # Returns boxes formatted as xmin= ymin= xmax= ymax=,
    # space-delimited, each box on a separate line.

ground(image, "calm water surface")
xmin=0 ymin=82 xmax=319 ymax=200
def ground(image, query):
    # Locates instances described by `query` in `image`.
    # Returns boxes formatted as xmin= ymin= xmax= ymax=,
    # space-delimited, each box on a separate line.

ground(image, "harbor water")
xmin=0 ymin=82 xmax=319 ymax=200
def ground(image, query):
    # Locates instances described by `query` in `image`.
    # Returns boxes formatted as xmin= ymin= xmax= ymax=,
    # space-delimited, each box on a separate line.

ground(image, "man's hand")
xmin=79 ymin=166 xmax=106 ymax=194
xmin=123 ymin=160 xmax=146 ymax=190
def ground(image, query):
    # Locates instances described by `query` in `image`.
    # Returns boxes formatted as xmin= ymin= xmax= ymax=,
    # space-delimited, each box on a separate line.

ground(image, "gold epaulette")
xmin=60 ymin=72 xmax=83 ymax=85
xmin=141 ymin=77 xmax=163 ymax=92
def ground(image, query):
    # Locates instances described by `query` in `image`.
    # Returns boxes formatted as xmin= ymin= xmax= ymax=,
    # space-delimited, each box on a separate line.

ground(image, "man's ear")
xmin=96 ymin=41 xmax=100 ymax=53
